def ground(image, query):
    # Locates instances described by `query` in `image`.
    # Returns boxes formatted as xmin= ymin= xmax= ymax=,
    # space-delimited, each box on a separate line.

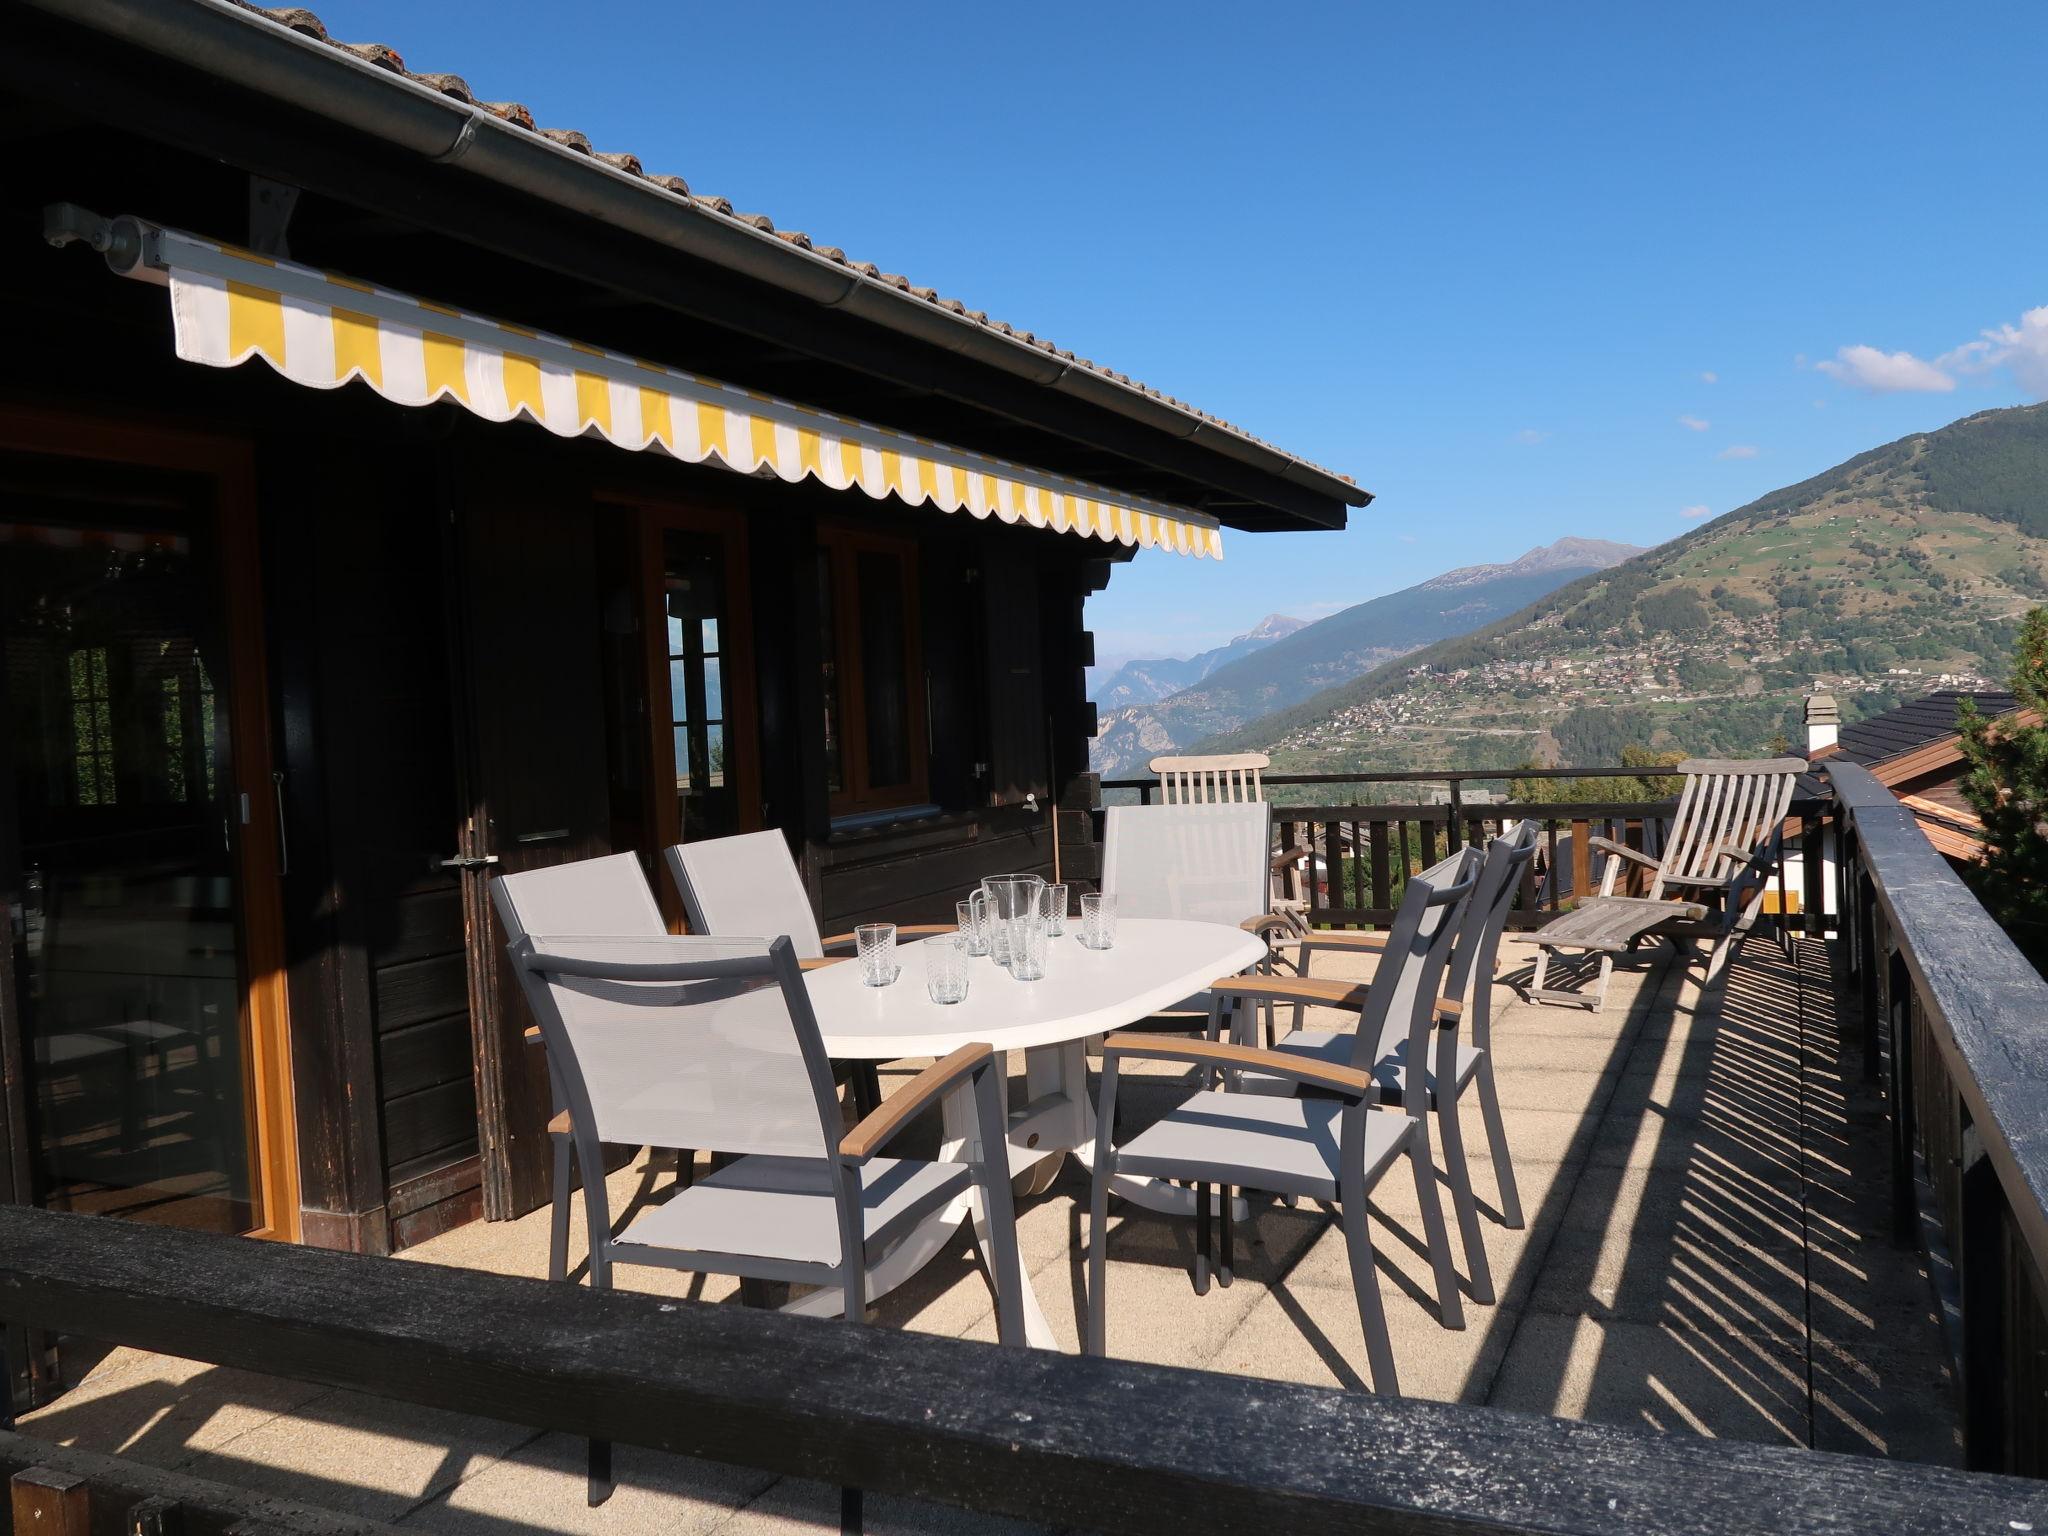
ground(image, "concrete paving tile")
xmin=396 ymin=1432 xmax=776 ymax=1536
xmin=21 ymin=1353 xmax=331 ymax=1469
xmin=720 ymin=1476 xmax=1052 ymax=1534
xmin=1485 ymin=1067 xmax=1614 ymax=1115
xmin=177 ymin=1391 xmax=539 ymax=1520
xmin=1809 ymin=1334 xmax=1964 ymax=1466
xmin=1206 ymin=1275 xmax=1515 ymax=1403
xmin=1525 ymin=1219 xmax=1810 ymax=1343
xmin=1486 ymin=1313 xmax=1810 ymax=1444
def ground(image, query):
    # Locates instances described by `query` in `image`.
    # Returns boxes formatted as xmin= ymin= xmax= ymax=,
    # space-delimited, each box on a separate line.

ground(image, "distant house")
xmin=1806 ymin=689 xmax=2019 ymax=865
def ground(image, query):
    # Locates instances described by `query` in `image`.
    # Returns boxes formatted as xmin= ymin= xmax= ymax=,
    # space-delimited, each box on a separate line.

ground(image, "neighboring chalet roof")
xmin=1810 ymin=689 xmax=2026 ymax=865
xmin=1831 ymin=690 xmax=2018 ymax=769
xmin=33 ymin=0 xmax=1366 ymax=528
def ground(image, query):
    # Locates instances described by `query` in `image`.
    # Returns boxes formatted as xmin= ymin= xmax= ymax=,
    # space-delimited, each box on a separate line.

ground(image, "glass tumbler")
xmin=1079 ymin=892 xmax=1118 ymax=951
xmin=925 ymin=936 xmax=970 ymax=1004
xmin=957 ymin=893 xmax=991 ymax=958
xmin=856 ymin=922 xmax=899 ymax=986
xmin=1009 ymin=912 xmax=1050 ymax=981
xmin=1045 ymin=883 xmax=1070 ymax=937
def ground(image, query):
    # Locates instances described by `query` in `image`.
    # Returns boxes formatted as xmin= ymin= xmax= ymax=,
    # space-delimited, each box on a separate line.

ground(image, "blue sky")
xmin=311 ymin=1 xmax=2048 ymax=668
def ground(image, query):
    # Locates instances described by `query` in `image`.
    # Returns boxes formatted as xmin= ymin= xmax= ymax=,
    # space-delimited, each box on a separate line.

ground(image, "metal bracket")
xmin=248 ymin=177 xmax=301 ymax=259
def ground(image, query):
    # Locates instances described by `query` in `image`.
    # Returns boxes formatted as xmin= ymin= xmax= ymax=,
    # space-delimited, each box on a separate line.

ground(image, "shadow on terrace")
xmin=15 ymin=912 xmax=1959 ymax=1533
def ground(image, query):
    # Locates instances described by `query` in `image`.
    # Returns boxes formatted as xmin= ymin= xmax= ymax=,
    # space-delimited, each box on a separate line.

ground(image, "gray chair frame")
xmin=498 ymin=915 xmax=1026 ymax=1517
xmin=1217 ymin=825 xmax=1541 ymax=1306
xmin=1084 ymin=858 xmax=1478 ymax=1396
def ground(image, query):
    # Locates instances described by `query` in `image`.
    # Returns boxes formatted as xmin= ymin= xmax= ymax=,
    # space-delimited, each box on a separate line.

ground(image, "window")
xmin=664 ymin=528 xmax=739 ymax=841
xmin=67 ymin=646 xmax=115 ymax=805
xmin=817 ymin=526 xmax=927 ymax=816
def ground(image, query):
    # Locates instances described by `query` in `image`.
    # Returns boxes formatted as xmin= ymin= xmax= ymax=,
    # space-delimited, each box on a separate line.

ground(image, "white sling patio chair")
xmin=664 ymin=829 xmax=957 ymax=964
xmin=486 ymin=852 xmax=669 ymax=1287
xmin=1100 ymin=801 xmax=1289 ymax=1029
xmin=1084 ymin=856 xmax=1478 ymax=1396
xmin=1148 ymin=752 xmax=1311 ymax=933
xmin=495 ymin=880 xmax=1025 ymax=1518
xmin=1515 ymin=757 xmax=1804 ymax=1012
xmin=1212 ymin=823 xmax=1542 ymax=1306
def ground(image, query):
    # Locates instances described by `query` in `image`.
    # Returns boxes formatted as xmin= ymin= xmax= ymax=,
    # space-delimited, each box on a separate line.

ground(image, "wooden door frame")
xmin=610 ymin=496 xmax=764 ymax=859
xmin=818 ymin=521 xmax=929 ymax=817
xmin=0 ymin=403 xmax=301 ymax=1242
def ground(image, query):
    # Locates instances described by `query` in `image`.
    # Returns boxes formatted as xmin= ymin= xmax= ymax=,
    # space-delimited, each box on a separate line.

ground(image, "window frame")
xmin=817 ymin=522 xmax=929 ymax=818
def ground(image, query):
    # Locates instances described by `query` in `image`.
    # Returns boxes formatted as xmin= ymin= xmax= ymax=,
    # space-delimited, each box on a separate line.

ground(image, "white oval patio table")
xmin=796 ymin=916 xmax=1268 ymax=1348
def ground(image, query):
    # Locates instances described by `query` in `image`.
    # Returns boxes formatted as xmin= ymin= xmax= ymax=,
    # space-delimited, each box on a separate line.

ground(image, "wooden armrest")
xmin=1239 ymin=913 xmax=1295 ymax=938
xmin=548 ymin=1110 xmax=570 ymax=1135
xmin=525 ymin=1025 xmax=544 ymax=1046
xmin=1296 ymin=931 xmax=1389 ymax=952
xmin=1101 ymin=1032 xmax=1373 ymax=1100
xmin=1587 ymin=836 xmax=1661 ymax=870
xmin=1662 ymin=870 xmax=1733 ymax=888
xmin=838 ymin=1043 xmax=992 ymax=1163
xmin=1269 ymin=843 xmax=1311 ymax=873
xmin=1208 ymin=974 xmax=1372 ymax=1009
xmin=821 ymin=924 xmax=957 ymax=951
xmin=798 ymin=956 xmax=847 ymax=971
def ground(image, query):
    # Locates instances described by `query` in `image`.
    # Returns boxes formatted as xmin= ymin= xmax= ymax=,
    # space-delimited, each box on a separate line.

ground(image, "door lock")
xmin=435 ymin=853 xmax=501 ymax=871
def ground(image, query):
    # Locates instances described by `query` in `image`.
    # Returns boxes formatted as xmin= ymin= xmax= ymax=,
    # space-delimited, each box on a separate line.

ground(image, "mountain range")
xmin=1198 ymin=401 xmax=2048 ymax=777
xmin=1090 ymin=537 xmax=1641 ymax=775
xmin=1089 ymin=613 xmax=1308 ymax=710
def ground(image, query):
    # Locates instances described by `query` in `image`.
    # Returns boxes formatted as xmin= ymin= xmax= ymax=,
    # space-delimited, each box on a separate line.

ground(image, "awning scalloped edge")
xmin=136 ymin=229 xmax=1222 ymax=560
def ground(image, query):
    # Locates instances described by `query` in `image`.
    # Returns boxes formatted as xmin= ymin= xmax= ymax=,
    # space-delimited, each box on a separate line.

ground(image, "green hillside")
xmin=1200 ymin=402 xmax=2048 ymax=777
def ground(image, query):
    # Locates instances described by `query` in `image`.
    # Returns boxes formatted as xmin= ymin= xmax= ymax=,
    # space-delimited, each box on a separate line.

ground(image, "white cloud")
xmin=1677 ymin=414 xmax=1710 ymax=432
xmin=1942 ymin=306 xmax=2048 ymax=397
xmin=1512 ymin=428 xmax=1549 ymax=445
xmin=1719 ymin=444 xmax=1759 ymax=460
xmin=1700 ymin=371 xmax=1719 ymax=384
xmin=1398 ymin=533 xmax=1417 ymax=544
xmin=1681 ymin=504 xmax=1712 ymax=519
xmin=1815 ymin=343 xmax=1956 ymax=394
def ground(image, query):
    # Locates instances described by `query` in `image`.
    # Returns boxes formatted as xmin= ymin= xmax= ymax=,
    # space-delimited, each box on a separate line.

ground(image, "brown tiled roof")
xmin=231 ymin=2 xmax=1355 ymax=489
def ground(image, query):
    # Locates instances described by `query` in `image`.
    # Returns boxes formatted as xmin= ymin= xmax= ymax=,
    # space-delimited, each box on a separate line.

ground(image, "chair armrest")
xmin=1661 ymin=870 xmax=1733 ymax=889
xmin=838 ymin=1043 xmax=993 ymax=1164
xmin=1239 ymin=913 xmax=1295 ymax=939
xmin=798 ymin=956 xmax=847 ymax=971
xmin=524 ymin=1025 xmax=544 ymax=1047
xmin=1205 ymin=974 xmax=1460 ymax=1025
xmin=1296 ymin=931 xmax=1388 ymax=953
xmin=1208 ymin=975 xmax=1372 ymax=1009
xmin=1101 ymin=1033 xmax=1373 ymax=1101
xmin=1269 ymin=843 xmax=1312 ymax=874
xmin=1588 ymin=836 xmax=1661 ymax=871
xmin=821 ymin=923 xmax=957 ymax=950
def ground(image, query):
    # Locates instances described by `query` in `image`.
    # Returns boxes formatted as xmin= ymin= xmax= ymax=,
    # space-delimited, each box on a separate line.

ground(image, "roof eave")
xmin=26 ymin=0 xmax=1370 ymax=524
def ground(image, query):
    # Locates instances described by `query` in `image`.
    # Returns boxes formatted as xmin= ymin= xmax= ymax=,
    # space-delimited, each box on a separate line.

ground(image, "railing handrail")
xmin=0 ymin=1206 xmax=2040 ymax=1533
xmin=1826 ymin=759 xmax=2048 ymax=1294
xmin=1099 ymin=764 xmax=1708 ymax=791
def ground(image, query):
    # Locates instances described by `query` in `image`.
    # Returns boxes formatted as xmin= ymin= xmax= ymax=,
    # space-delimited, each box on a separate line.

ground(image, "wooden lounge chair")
xmin=1148 ymin=752 xmax=1312 ymax=935
xmin=1515 ymin=757 xmax=1804 ymax=1012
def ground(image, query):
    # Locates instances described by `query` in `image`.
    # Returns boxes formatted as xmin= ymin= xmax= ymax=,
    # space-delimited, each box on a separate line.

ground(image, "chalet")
xmin=1806 ymin=688 xmax=2013 ymax=865
xmin=0 ymin=1 xmax=1364 ymax=1256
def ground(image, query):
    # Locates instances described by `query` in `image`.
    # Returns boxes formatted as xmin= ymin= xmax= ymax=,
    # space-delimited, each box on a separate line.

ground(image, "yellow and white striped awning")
xmin=123 ymin=227 xmax=1223 ymax=559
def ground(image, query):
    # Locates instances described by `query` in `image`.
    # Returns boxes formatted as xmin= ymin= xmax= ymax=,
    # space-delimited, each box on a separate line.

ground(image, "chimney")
xmin=1805 ymin=692 xmax=1840 ymax=755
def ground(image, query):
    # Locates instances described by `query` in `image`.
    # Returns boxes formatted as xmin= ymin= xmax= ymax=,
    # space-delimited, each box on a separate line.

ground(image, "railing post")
xmin=1886 ymin=938 xmax=1917 ymax=1247
xmin=1446 ymin=779 xmax=1465 ymax=853
xmin=1958 ymin=1121 xmax=2009 ymax=1472
xmin=1858 ymin=861 xmax=1881 ymax=1083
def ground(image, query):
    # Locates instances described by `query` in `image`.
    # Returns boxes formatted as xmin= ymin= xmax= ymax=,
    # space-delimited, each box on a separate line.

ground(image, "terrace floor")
xmin=20 ymin=935 xmax=1960 ymax=1533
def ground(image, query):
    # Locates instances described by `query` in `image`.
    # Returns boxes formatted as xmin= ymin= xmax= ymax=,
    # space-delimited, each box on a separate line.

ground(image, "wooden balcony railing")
xmin=0 ymin=1203 xmax=2043 ymax=1534
xmin=1828 ymin=758 xmax=2048 ymax=1475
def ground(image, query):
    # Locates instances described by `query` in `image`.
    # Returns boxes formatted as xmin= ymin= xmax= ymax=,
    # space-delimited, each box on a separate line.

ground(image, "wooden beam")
xmin=0 ymin=1206 xmax=2041 ymax=1535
